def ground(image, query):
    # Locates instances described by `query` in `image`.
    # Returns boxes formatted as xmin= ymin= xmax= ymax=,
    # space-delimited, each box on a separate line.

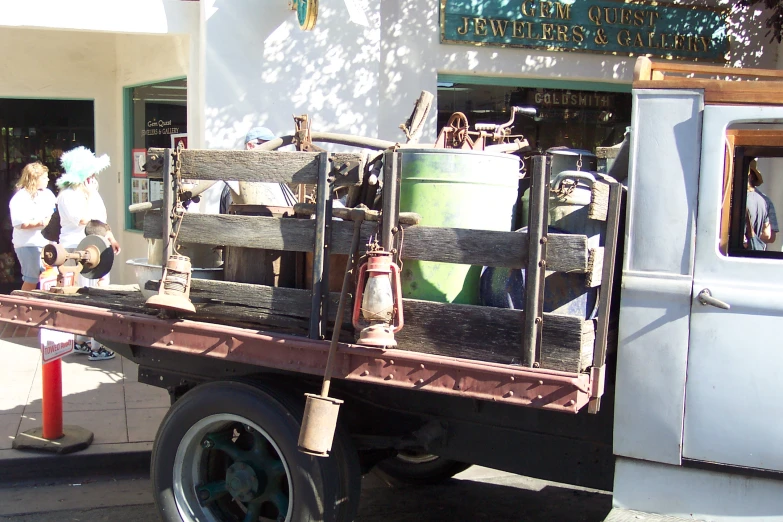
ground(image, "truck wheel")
xmin=374 ymin=452 xmax=471 ymax=486
xmin=152 ymin=380 xmax=358 ymax=522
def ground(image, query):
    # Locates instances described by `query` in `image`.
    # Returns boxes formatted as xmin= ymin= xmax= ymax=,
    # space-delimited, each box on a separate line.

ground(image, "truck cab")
xmin=611 ymin=58 xmax=783 ymax=520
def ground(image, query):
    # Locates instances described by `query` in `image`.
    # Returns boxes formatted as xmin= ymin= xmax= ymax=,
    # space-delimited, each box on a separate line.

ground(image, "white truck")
xmin=2 ymin=57 xmax=783 ymax=521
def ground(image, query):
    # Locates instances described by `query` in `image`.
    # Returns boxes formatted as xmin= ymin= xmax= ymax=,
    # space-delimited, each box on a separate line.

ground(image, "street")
xmin=0 ymin=466 xmax=612 ymax=522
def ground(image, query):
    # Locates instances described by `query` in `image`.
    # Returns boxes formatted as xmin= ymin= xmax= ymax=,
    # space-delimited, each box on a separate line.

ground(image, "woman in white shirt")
xmin=56 ymin=147 xmax=121 ymax=361
xmin=9 ymin=162 xmax=56 ymax=291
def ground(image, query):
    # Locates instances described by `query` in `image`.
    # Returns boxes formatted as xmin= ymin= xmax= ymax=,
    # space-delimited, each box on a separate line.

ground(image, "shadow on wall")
xmin=205 ymin=0 xmax=382 ymax=148
xmin=203 ymin=0 xmax=780 ymax=149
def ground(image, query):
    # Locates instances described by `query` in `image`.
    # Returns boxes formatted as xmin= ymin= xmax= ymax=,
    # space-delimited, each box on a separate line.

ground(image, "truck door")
xmin=685 ymin=105 xmax=783 ymax=472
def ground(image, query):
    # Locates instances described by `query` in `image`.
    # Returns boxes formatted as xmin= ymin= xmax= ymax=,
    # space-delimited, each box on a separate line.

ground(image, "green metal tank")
xmin=398 ymin=148 xmax=520 ymax=304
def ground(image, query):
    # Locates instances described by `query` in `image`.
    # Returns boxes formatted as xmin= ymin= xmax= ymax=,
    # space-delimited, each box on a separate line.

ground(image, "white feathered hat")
xmin=56 ymin=147 xmax=110 ymax=188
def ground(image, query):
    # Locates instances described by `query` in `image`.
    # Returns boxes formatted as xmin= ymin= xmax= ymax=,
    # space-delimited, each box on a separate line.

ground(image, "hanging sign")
xmin=292 ymin=0 xmax=318 ymax=31
xmin=440 ymin=0 xmax=728 ymax=61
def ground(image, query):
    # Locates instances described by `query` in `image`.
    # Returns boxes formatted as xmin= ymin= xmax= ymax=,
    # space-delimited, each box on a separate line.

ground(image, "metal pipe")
xmin=320 ymin=197 xmax=333 ymax=337
xmin=162 ymin=150 xmax=174 ymax=263
xmin=129 ymin=180 xmax=217 ymax=213
xmin=381 ymin=151 xmax=401 ymax=251
xmin=522 ymin=155 xmax=549 ymax=368
xmin=293 ymin=203 xmax=422 ymax=225
xmin=309 ymin=152 xmax=329 ymax=339
xmin=258 ymin=132 xmax=395 ymax=151
xmin=321 ymin=209 xmax=366 ymax=397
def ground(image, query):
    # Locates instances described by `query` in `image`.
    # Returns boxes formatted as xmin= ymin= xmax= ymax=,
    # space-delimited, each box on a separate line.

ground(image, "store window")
xmin=722 ymin=127 xmax=783 ymax=258
xmin=437 ymin=78 xmax=632 ymax=159
xmin=0 ymin=99 xmax=94 ymax=292
xmin=126 ymin=78 xmax=187 ymax=231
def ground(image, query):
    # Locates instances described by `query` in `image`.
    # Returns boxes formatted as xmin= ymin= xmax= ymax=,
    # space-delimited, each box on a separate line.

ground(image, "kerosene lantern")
xmin=146 ymin=254 xmax=196 ymax=314
xmin=352 ymin=248 xmax=404 ymax=347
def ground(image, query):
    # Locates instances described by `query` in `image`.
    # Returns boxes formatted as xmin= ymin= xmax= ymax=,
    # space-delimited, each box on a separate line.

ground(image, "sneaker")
xmin=88 ymin=346 xmax=116 ymax=361
xmin=73 ymin=342 xmax=92 ymax=355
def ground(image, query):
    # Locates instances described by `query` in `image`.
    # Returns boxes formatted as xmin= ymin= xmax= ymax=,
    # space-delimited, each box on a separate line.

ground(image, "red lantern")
xmin=352 ymin=250 xmax=404 ymax=347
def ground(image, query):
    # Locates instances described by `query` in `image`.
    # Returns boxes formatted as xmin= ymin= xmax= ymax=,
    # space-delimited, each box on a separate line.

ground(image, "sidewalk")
xmin=0 ymin=328 xmax=170 ymax=481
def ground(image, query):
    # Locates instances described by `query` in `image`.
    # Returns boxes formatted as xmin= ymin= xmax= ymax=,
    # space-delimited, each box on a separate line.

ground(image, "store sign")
xmin=440 ymin=0 xmax=728 ymax=61
xmin=142 ymin=119 xmax=182 ymax=137
xmin=529 ymin=89 xmax=615 ymax=109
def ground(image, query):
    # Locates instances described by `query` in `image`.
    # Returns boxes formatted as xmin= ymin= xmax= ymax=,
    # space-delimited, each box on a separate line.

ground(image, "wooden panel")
xmin=154 ymin=148 xmax=364 ymax=185
xmin=633 ymin=79 xmax=783 ymax=106
xmin=142 ymin=279 xmax=593 ymax=372
xmin=634 ymin=57 xmax=783 ymax=82
xmin=398 ymin=298 xmax=594 ymax=372
xmin=586 ymin=247 xmax=604 ymax=288
xmin=725 ymin=129 xmax=783 ymax=148
xmin=145 ymin=211 xmax=589 ymax=272
xmin=400 ymin=226 xmax=589 ymax=273
xmin=145 ymin=212 xmax=316 ymax=251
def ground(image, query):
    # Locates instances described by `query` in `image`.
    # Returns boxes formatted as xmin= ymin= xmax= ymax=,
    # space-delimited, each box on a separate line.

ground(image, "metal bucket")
xmin=547 ymin=148 xmax=597 ymax=177
xmin=521 ymin=170 xmax=607 ymax=241
xmin=398 ymin=148 xmax=519 ymax=304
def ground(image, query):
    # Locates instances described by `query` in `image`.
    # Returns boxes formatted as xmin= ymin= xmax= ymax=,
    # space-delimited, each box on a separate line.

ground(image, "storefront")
xmin=0 ymin=2 xmax=198 ymax=286
xmin=0 ymin=99 xmax=95 ymax=291
xmin=0 ymin=0 xmax=778 ymax=286
xmin=125 ymin=78 xmax=188 ymax=232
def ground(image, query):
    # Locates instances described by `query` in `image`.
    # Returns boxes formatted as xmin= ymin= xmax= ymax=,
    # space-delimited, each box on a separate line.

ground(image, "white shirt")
xmin=57 ymin=187 xmax=108 ymax=248
xmin=9 ymin=188 xmax=56 ymax=248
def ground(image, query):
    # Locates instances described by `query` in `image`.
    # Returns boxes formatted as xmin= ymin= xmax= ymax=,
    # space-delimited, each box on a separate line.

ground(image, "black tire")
xmin=250 ymin=382 xmax=362 ymax=522
xmin=374 ymin=452 xmax=471 ymax=486
xmin=152 ymin=380 xmax=360 ymax=521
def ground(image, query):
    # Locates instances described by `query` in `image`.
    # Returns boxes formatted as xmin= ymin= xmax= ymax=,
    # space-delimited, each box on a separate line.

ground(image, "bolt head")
xmin=201 ymin=439 xmax=214 ymax=449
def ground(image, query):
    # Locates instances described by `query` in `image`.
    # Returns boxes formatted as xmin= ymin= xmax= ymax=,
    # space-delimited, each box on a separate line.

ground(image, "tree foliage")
xmin=742 ymin=0 xmax=783 ymax=42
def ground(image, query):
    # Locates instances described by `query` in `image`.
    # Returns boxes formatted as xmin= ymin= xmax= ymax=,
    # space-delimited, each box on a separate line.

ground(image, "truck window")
xmin=722 ymin=128 xmax=783 ymax=258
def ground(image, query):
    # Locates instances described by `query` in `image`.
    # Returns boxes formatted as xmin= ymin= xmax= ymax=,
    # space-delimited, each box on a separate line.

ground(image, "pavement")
xmin=0 ymin=326 xmax=168 ymax=482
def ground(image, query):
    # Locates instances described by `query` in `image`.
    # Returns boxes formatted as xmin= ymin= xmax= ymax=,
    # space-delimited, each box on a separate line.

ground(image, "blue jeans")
xmin=14 ymin=246 xmax=43 ymax=284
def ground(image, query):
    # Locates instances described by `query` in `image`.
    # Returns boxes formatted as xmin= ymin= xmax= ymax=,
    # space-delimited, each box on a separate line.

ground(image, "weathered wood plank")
xmin=586 ymin=247 xmax=604 ymax=288
xmin=154 ymin=148 xmax=364 ymax=185
xmin=145 ymin=211 xmax=589 ymax=272
xmin=146 ymin=212 xmax=317 ymax=251
xmin=398 ymin=298 xmax=594 ymax=372
xmin=589 ymin=184 xmax=624 ymax=412
xmin=400 ymin=226 xmax=589 ymax=273
xmin=151 ymin=279 xmax=592 ymax=372
xmin=24 ymin=280 xmax=593 ymax=372
xmin=145 ymin=210 xmax=380 ymax=255
xmin=588 ymin=181 xmax=610 ymax=221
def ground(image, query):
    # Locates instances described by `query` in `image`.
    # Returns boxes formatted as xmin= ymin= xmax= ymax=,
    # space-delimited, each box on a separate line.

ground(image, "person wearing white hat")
xmin=55 ymin=146 xmax=120 ymax=361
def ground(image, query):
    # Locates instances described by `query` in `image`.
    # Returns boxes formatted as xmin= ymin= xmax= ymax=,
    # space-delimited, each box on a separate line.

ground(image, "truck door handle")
xmin=697 ymin=288 xmax=731 ymax=310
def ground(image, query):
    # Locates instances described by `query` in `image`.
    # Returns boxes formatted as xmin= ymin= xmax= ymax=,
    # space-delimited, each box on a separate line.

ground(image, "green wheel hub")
xmin=173 ymin=414 xmax=292 ymax=522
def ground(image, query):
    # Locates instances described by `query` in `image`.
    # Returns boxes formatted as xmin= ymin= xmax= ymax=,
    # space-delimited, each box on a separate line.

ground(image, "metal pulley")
xmin=42 ymin=234 xmax=114 ymax=281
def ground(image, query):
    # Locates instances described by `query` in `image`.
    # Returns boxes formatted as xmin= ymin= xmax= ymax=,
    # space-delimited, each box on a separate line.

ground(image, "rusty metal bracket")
xmin=0 ymin=294 xmax=593 ymax=413
xmin=293 ymin=114 xmax=326 ymax=153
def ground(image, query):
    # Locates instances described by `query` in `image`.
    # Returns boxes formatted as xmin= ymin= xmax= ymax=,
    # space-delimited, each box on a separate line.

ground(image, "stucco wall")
xmin=0 ymin=27 xmax=123 ymax=275
xmin=0 ymin=1 xmax=198 ymax=284
xmin=203 ymin=1 xmax=781 ymax=147
xmin=203 ymin=0 xmax=381 ymax=149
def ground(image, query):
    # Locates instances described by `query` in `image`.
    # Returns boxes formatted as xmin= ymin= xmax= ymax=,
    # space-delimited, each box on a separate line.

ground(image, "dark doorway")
xmin=0 ymin=98 xmax=95 ymax=293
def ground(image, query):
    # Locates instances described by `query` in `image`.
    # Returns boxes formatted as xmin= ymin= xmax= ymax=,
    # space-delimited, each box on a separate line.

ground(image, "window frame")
xmin=123 ymin=77 xmax=187 ymax=232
